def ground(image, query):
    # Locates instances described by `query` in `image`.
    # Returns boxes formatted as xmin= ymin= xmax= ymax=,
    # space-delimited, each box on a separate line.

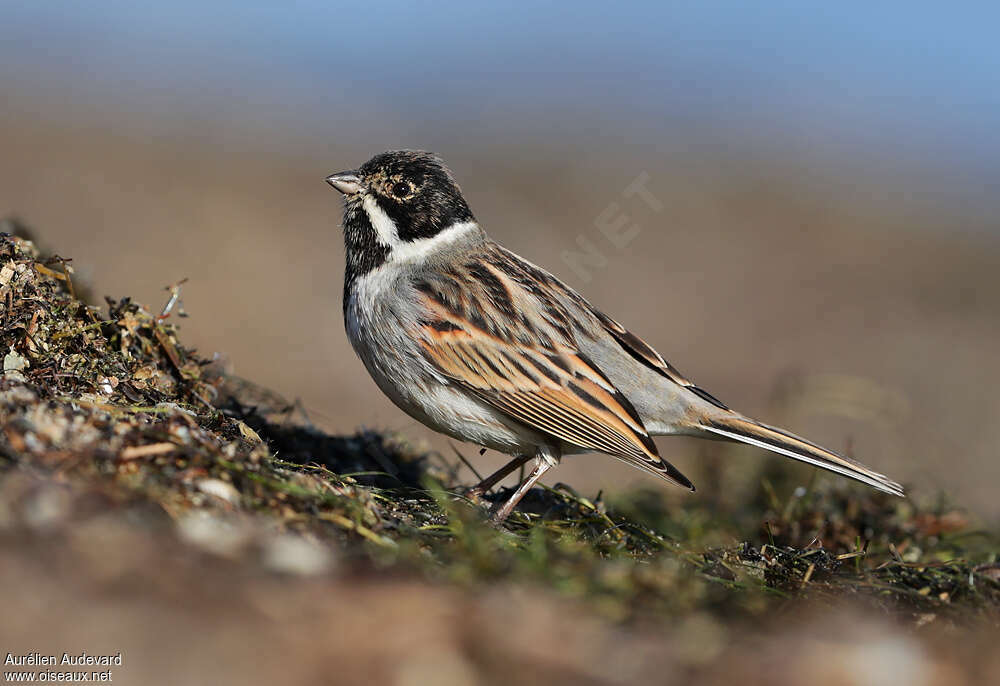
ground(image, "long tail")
xmin=699 ymin=414 xmax=904 ymax=497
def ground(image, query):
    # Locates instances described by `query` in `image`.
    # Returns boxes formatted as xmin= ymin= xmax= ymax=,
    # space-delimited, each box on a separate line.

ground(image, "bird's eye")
xmin=391 ymin=181 xmax=411 ymax=198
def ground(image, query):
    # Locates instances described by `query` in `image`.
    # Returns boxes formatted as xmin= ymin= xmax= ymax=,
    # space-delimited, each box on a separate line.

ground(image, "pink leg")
xmin=490 ymin=457 xmax=554 ymax=523
xmin=466 ymin=454 xmax=533 ymax=499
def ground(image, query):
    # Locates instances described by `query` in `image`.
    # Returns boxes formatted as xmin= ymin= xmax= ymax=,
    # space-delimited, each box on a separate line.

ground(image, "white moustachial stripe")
xmin=362 ymin=194 xmax=401 ymax=246
xmin=361 ymin=193 xmax=479 ymax=264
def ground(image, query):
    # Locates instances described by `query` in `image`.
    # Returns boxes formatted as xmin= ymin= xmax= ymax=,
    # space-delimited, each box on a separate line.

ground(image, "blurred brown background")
xmin=3 ymin=2 xmax=999 ymax=520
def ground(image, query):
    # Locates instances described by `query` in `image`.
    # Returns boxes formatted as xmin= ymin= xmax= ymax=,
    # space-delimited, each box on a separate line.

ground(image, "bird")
xmin=326 ymin=150 xmax=904 ymax=523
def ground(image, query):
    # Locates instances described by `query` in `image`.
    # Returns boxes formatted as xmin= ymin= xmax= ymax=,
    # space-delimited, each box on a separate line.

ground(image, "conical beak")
xmin=325 ymin=171 xmax=362 ymax=195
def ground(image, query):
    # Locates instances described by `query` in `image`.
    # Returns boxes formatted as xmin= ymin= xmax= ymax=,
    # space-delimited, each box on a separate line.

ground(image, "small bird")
xmin=326 ymin=151 xmax=903 ymax=522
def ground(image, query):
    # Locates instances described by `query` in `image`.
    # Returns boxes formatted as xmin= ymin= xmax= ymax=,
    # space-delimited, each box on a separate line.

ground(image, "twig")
xmin=52 ymin=319 xmax=111 ymax=341
xmin=158 ymin=278 xmax=189 ymax=320
xmin=120 ymin=443 xmax=176 ymax=460
xmin=317 ymin=512 xmax=398 ymax=548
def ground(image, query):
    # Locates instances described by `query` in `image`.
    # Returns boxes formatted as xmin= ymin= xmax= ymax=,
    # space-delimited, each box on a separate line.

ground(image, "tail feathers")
xmin=700 ymin=415 xmax=904 ymax=497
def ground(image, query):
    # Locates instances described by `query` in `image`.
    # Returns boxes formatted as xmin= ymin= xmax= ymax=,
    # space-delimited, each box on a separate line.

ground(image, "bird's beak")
xmin=326 ymin=171 xmax=362 ymax=195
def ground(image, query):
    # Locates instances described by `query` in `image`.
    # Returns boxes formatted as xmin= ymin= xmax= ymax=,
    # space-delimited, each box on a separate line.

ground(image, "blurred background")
xmin=3 ymin=1 xmax=998 ymax=518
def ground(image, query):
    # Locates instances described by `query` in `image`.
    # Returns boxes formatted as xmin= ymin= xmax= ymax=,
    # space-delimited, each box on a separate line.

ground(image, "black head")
xmin=327 ymin=151 xmax=478 ymax=310
xmin=327 ymin=150 xmax=474 ymax=243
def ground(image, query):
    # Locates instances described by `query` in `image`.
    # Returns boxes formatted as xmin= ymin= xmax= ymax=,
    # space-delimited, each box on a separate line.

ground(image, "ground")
xmin=1 ymin=227 xmax=998 ymax=685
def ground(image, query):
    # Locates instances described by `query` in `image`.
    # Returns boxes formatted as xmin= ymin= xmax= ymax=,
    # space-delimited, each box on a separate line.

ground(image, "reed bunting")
xmin=326 ymin=151 xmax=903 ymax=522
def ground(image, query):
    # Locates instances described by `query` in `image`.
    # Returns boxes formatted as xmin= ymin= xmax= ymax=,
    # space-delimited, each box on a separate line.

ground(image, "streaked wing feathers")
xmin=417 ymin=297 xmax=693 ymax=489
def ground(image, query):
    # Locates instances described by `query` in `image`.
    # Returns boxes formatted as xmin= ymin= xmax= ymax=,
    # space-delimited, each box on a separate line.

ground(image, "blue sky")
xmin=4 ymin=2 xmax=1000 ymax=177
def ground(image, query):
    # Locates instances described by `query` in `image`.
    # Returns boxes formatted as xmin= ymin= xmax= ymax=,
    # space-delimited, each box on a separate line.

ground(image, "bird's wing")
xmin=488 ymin=244 xmax=903 ymax=497
xmin=413 ymin=267 xmax=694 ymax=490
xmin=589 ymin=309 xmax=731 ymax=410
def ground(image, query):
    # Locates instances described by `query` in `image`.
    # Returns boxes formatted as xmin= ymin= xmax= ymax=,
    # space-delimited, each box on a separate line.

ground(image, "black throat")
xmin=339 ymin=151 xmax=477 ymax=314
xmin=341 ymin=199 xmax=390 ymax=313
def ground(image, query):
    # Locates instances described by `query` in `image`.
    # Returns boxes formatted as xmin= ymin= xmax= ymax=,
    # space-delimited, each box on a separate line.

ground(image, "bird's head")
xmin=327 ymin=150 xmax=474 ymax=245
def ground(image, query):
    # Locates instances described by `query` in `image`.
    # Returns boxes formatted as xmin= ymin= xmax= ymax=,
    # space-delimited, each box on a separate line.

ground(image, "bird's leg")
xmin=490 ymin=451 xmax=557 ymax=523
xmin=465 ymin=454 xmax=533 ymax=500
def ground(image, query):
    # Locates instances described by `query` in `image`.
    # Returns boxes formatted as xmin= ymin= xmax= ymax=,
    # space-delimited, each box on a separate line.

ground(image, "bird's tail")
xmin=698 ymin=413 xmax=904 ymax=496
